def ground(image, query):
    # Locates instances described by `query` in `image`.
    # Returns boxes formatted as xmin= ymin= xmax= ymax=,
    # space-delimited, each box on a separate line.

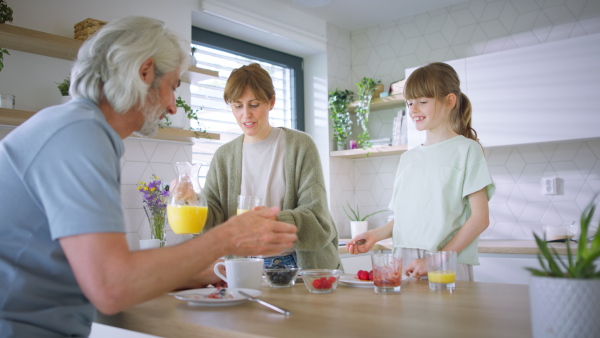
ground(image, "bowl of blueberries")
xmin=263 ymin=265 xmax=301 ymax=288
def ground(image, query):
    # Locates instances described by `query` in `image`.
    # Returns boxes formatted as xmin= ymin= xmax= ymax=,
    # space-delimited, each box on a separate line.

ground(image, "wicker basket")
xmin=74 ymin=18 xmax=107 ymax=41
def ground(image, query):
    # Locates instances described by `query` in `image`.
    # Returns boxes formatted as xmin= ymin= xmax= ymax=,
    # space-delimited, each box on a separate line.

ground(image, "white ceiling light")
xmin=292 ymin=0 xmax=331 ymax=8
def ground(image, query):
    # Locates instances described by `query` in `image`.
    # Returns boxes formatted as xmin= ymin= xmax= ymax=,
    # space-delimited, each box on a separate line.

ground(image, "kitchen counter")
xmin=338 ymin=238 xmax=574 ymax=255
xmin=96 ymin=279 xmax=531 ymax=338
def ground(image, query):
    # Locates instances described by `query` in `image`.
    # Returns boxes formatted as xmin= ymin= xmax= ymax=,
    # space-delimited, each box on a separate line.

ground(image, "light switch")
xmin=541 ymin=177 xmax=557 ymax=195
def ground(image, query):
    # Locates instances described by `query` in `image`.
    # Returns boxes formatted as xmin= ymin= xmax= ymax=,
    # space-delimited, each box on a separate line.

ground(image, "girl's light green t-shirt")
xmin=388 ymin=136 xmax=495 ymax=265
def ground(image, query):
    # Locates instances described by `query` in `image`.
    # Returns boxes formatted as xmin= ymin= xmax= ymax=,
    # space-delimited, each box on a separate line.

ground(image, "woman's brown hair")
xmin=403 ymin=62 xmax=479 ymax=144
xmin=223 ymin=63 xmax=275 ymax=104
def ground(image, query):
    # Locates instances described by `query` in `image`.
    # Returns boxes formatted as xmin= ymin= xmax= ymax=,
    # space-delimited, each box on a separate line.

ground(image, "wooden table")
xmin=96 ymin=279 xmax=532 ymax=338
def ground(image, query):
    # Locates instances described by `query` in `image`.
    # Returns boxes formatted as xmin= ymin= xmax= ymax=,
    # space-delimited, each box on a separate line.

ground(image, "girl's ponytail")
xmin=451 ymin=92 xmax=478 ymax=144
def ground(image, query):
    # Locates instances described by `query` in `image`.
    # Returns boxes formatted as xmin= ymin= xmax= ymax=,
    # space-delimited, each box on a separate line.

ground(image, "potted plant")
xmin=0 ymin=0 xmax=13 ymax=24
xmin=161 ymin=96 xmax=210 ymax=139
xmin=0 ymin=0 xmax=13 ymax=103
xmin=0 ymin=47 xmax=8 ymax=72
xmin=527 ymin=198 xmax=600 ymax=337
xmin=342 ymin=201 xmax=386 ymax=238
xmin=328 ymin=88 xmax=354 ymax=151
xmin=55 ymin=77 xmax=71 ymax=103
xmin=355 ymin=77 xmax=381 ymax=149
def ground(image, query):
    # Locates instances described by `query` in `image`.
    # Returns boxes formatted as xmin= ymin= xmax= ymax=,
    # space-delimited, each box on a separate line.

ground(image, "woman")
xmin=203 ymin=63 xmax=342 ymax=270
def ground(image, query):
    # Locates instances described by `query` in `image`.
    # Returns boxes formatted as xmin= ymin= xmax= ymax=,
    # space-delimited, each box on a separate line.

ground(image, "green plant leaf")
xmin=360 ymin=209 xmax=387 ymax=222
xmin=525 ymin=267 xmax=549 ymax=277
xmin=533 ymin=233 xmax=564 ymax=276
xmin=174 ymin=96 xmax=210 ymax=139
xmin=528 ymin=197 xmax=600 ymax=279
xmin=341 ymin=202 xmax=358 ymax=221
xmin=578 ymin=202 xmax=595 ymax=259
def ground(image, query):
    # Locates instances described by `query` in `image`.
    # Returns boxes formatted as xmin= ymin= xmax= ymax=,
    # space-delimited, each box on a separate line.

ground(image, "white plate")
xmin=173 ymin=288 xmax=261 ymax=306
xmin=339 ymin=274 xmax=374 ymax=287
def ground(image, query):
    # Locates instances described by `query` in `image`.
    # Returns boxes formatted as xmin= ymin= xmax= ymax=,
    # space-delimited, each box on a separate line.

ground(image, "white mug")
xmin=214 ymin=258 xmax=264 ymax=290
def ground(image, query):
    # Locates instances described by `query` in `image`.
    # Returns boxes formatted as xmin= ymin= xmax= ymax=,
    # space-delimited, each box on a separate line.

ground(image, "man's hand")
xmin=210 ymin=206 xmax=297 ymax=258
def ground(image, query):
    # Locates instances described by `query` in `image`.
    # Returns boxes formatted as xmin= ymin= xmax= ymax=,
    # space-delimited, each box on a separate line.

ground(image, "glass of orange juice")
xmin=426 ymin=251 xmax=457 ymax=291
xmin=237 ymin=195 xmax=262 ymax=215
xmin=167 ymin=162 xmax=208 ymax=235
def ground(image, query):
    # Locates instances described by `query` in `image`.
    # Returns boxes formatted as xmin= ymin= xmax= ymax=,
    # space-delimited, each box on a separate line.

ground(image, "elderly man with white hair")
xmin=0 ymin=16 xmax=297 ymax=337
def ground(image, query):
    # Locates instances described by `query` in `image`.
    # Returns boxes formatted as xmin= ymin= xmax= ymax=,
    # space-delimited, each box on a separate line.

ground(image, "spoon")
xmin=238 ymin=290 xmax=291 ymax=316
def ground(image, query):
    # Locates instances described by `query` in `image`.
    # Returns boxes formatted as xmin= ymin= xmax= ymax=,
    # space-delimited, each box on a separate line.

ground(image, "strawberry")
xmin=328 ymin=276 xmax=337 ymax=283
xmin=312 ymin=278 xmax=323 ymax=289
xmin=358 ymin=270 xmax=369 ymax=280
xmin=369 ymin=270 xmax=374 ymax=281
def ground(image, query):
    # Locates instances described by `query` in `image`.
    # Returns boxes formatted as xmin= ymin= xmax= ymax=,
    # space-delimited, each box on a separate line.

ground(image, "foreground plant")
xmin=527 ymin=198 xmax=600 ymax=278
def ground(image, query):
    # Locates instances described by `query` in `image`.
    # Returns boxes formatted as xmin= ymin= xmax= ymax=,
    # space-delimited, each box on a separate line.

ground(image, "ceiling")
xmin=192 ymin=0 xmax=470 ymax=57
xmin=281 ymin=0 xmax=470 ymax=31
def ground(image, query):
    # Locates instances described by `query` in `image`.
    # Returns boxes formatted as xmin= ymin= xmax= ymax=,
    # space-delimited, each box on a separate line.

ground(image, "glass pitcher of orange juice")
xmin=167 ymin=162 xmax=208 ymax=235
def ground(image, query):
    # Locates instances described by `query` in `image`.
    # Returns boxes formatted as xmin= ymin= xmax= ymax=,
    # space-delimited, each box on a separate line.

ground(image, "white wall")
xmin=327 ymin=0 xmax=600 ymax=238
xmin=303 ymin=53 xmax=331 ymax=195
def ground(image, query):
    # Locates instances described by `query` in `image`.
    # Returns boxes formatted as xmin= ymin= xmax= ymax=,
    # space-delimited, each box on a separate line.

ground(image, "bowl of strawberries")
xmin=301 ymin=269 xmax=343 ymax=293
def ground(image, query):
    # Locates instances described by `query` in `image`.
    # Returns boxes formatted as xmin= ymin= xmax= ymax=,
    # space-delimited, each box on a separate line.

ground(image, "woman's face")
xmin=231 ymin=86 xmax=275 ymax=143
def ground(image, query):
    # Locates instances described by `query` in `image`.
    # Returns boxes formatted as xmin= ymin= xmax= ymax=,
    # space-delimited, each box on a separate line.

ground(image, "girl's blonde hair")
xmin=223 ymin=63 xmax=275 ymax=104
xmin=404 ymin=62 xmax=479 ymax=144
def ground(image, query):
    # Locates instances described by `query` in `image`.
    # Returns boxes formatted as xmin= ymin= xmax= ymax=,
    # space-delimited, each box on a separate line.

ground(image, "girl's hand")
xmin=404 ymin=258 xmax=428 ymax=280
xmin=346 ymin=231 xmax=377 ymax=255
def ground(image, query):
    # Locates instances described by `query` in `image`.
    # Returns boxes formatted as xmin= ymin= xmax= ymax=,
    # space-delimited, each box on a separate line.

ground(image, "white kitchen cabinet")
xmin=406 ymin=32 xmax=600 ymax=148
xmin=474 ymin=253 xmax=600 ymax=285
xmin=473 ymin=253 xmax=540 ymax=285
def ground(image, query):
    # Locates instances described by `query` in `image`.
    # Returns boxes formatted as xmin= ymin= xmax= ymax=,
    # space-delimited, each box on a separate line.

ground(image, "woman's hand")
xmin=346 ymin=231 xmax=377 ymax=255
xmin=404 ymin=258 xmax=428 ymax=280
xmin=252 ymin=206 xmax=278 ymax=221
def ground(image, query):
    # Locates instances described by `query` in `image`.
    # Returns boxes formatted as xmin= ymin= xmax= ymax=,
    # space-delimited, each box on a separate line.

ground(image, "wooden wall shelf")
xmin=330 ymin=144 xmax=408 ymax=159
xmin=0 ymin=24 xmax=218 ymax=81
xmin=0 ymin=108 xmax=219 ymax=142
xmin=349 ymin=94 xmax=406 ymax=113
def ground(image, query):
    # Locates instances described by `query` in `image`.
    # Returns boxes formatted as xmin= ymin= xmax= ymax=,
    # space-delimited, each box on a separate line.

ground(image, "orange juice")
xmin=167 ymin=205 xmax=208 ymax=234
xmin=428 ymin=270 xmax=456 ymax=284
xmin=237 ymin=208 xmax=249 ymax=215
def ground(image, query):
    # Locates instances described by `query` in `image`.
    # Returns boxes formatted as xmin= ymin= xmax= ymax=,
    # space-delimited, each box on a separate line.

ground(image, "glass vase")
xmin=143 ymin=204 xmax=167 ymax=247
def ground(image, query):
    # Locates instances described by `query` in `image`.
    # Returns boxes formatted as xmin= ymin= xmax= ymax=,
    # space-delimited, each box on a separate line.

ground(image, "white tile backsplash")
xmin=325 ymin=0 xmax=600 ymax=240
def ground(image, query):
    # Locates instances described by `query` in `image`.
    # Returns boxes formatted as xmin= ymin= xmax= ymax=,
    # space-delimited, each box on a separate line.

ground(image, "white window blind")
xmin=190 ymin=44 xmax=293 ymax=185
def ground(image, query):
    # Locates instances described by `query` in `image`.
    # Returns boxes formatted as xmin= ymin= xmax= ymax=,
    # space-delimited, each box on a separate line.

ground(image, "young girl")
xmin=346 ymin=62 xmax=495 ymax=281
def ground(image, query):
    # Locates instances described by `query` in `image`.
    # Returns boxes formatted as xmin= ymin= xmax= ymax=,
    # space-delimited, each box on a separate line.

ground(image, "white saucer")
xmin=173 ymin=288 xmax=261 ymax=306
xmin=339 ymin=274 xmax=374 ymax=288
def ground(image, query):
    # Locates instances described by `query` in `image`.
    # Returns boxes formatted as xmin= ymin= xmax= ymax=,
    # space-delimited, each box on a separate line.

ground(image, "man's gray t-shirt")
xmin=0 ymin=98 xmax=125 ymax=337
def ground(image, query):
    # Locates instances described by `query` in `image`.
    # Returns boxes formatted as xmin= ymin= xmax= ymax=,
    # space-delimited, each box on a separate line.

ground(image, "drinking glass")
xmin=371 ymin=253 xmax=402 ymax=294
xmin=167 ymin=162 xmax=207 ymax=236
xmin=426 ymin=251 xmax=457 ymax=291
xmin=237 ymin=195 xmax=262 ymax=215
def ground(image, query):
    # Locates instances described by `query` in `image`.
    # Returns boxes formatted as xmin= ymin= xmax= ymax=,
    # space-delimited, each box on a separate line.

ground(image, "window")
xmin=190 ymin=27 xmax=304 ymax=184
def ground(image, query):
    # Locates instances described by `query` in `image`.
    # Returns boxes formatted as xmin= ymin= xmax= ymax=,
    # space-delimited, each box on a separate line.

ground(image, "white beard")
xmin=135 ymin=88 xmax=166 ymax=137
